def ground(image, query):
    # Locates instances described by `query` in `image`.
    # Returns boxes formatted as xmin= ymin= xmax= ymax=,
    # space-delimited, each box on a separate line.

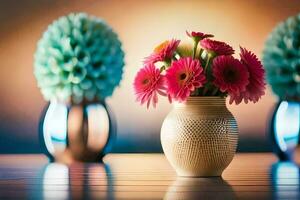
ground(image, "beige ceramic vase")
xmin=161 ymin=96 xmax=238 ymax=177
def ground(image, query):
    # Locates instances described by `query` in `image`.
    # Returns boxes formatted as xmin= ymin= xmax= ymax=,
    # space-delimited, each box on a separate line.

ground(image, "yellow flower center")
xmin=154 ymin=40 xmax=169 ymax=53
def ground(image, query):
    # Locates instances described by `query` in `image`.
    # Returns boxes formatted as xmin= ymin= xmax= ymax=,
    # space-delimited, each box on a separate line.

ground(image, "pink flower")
xmin=144 ymin=39 xmax=180 ymax=64
xmin=133 ymin=63 xmax=166 ymax=108
xmin=212 ymin=55 xmax=249 ymax=95
xmin=200 ymin=38 xmax=234 ymax=56
xmin=229 ymin=47 xmax=266 ymax=104
xmin=186 ymin=31 xmax=214 ymax=40
xmin=166 ymin=57 xmax=206 ymax=102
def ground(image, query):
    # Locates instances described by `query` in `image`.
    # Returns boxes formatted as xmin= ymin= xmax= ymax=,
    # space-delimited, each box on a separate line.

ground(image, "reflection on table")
xmin=38 ymin=163 xmax=114 ymax=200
xmin=0 ymin=153 xmax=300 ymax=199
xmin=271 ymin=161 xmax=300 ymax=200
xmin=164 ymin=177 xmax=236 ymax=200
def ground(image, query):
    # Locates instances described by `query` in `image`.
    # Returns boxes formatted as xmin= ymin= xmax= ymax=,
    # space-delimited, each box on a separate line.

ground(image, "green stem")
xmin=163 ymin=58 xmax=171 ymax=68
xmin=198 ymin=48 xmax=203 ymax=60
xmin=211 ymin=87 xmax=219 ymax=96
xmin=192 ymin=40 xmax=199 ymax=59
xmin=204 ymin=54 xmax=212 ymax=73
xmin=202 ymin=84 xmax=209 ymax=96
xmin=172 ymin=54 xmax=178 ymax=60
xmin=176 ymin=51 xmax=182 ymax=58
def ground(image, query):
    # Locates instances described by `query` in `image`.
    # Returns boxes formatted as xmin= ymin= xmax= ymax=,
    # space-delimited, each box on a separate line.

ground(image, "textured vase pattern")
xmin=161 ymin=97 xmax=238 ymax=177
xmin=40 ymin=101 xmax=115 ymax=163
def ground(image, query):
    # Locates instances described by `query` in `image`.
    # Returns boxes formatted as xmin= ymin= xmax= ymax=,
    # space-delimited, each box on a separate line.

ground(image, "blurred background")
xmin=0 ymin=0 xmax=299 ymax=153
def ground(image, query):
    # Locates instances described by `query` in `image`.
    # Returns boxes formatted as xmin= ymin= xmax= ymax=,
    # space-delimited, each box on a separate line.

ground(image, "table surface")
xmin=0 ymin=153 xmax=299 ymax=200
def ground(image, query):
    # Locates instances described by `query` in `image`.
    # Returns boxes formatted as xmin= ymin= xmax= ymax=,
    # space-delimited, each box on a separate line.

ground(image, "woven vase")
xmin=161 ymin=96 xmax=238 ymax=177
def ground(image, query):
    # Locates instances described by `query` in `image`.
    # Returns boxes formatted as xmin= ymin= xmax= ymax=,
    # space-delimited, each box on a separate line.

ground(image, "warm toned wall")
xmin=0 ymin=0 xmax=299 ymax=153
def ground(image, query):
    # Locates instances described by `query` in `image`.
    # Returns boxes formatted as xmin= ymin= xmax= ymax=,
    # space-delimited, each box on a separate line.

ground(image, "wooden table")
xmin=0 ymin=153 xmax=299 ymax=200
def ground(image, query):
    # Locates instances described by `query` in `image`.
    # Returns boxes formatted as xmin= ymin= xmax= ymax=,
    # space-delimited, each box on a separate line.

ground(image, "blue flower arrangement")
xmin=263 ymin=13 xmax=300 ymax=101
xmin=34 ymin=13 xmax=125 ymax=103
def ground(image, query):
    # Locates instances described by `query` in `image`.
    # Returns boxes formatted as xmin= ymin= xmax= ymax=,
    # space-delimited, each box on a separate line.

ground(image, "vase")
xmin=269 ymin=100 xmax=300 ymax=160
xmin=39 ymin=100 xmax=115 ymax=163
xmin=161 ymin=96 xmax=238 ymax=177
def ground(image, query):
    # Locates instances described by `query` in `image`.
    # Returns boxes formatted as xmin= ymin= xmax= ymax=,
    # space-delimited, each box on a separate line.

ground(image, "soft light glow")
xmin=275 ymin=162 xmax=299 ymax=184
xmin=274 ymin=101 xmax=300 ymax=152
xmin=43 ymin=102 xmax=68 ymax=154
xmin=87 ymin=104 xmax=109 ymax=151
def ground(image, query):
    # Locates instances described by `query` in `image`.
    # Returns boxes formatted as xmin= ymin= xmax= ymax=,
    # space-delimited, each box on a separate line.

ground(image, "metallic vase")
xmin=270 ymin=100 xmax=300 ymax=160
xmin=39 ymin=101 xmax=115 ymax=163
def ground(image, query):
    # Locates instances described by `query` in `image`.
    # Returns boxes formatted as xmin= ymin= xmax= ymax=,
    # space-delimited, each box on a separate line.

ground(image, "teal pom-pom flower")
xmin=263 ymin=14 xmax=300 ymax=101
xmin=34 ymin=13 xmax=125 ymax=103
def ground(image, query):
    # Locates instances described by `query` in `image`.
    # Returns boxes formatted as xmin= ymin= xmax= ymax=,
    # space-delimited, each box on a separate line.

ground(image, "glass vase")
xmin=270 ymin=100 xmax=300 ymax=160
xmin=39 ymin=100 xmax=115 ymax=163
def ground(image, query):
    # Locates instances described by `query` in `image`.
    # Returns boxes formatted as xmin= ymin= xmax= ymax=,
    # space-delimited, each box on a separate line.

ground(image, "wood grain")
xmin=0 ymin=153 xmax=298 ymax=199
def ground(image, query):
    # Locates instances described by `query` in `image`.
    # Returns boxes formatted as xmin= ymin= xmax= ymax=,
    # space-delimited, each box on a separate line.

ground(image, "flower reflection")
xmin=164 ymin=177 xmax=236 ymax=200
xmin=41 ymin=162 xmax=114 ymax=200
xmin=271 ymin=162 xmax=300 ymax=200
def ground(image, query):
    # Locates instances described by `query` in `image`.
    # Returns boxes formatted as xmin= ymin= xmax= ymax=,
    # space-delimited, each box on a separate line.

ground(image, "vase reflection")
xmin=164 ymin=177 xmax=236 ymax=200
xmin=42 ymin=163 xmax=69 ymax=199
xmin=271 ymin=161 xmax=300 ymax=200
xmin=39 ymin=162 xmax=114 ymax=200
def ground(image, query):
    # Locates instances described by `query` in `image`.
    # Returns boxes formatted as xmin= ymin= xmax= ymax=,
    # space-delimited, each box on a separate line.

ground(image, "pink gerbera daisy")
xmin=212 ymin=55 xmax=249 ymax=95
xmin=133 ymin=63 xmax=166 ymax=108
xmin=186 ymin=31 xmax=214 ymax=40
xmin=229 ymin=47 xmax=266 ymax=104
xmin=166 ymin=57 xmax=206 ymax=102
xmin=144 ymin=39 xmax=180 ymax=64
xmin=200 ymin=38 xmax=234 ymax=56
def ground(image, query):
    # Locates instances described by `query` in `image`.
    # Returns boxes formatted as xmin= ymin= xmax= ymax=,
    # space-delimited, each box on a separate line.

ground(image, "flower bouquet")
xmin=134 ymin=31 xmax=265 ymax=107
xmin=133 ymin=31 xmax=266 ymax=177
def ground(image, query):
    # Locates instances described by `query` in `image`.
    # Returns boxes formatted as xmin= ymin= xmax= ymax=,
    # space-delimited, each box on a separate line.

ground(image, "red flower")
xmin=133 ymin=63 xmax=166 ymax=108
xmin=229 ymin=47 xmax=266 ymax=104
xmin=144 ymin=39 xmax=180 ymax=64
xmin=166 ymin=57 xmax=206 ymax=102
xmin=186 ymin=31 xmax=214 ymax=40
xmin=212 ymin=55 xmax=249 ymax=95
xmin=200 ymin=38 xmax=234 ymax=56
